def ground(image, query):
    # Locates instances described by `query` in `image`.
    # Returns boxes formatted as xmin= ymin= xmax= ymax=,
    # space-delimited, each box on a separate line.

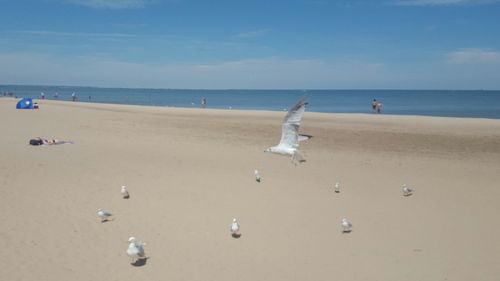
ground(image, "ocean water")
xmin=2 ymin=85 xmax=500 ymax=119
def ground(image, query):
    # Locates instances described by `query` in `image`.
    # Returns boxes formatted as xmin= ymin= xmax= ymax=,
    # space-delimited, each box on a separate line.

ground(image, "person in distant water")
xmin=54 ymin=92 xmax=58 ymax=99
xmin=88 ymin=95 xmax=91 ymax=101
xmin=41 ymin=92 xmax=45 ymax=100
xmin=72 ymin=92 xmax=77 ymax=102
xmin=201 ymin=97 xmax=207 ymax=108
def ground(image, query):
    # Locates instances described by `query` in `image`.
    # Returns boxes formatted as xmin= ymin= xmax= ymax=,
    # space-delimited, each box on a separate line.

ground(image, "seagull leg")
xmin=291 ymin=151 xmax=305 ymax=165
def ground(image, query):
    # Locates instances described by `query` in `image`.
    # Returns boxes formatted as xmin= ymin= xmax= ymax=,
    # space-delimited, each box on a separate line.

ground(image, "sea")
xmin=2 ymin=85 xmax=500 ymax=119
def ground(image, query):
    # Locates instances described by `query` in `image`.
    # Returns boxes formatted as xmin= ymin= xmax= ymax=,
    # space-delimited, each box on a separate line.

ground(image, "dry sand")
xmin=1 ymin=98 xmax=500 ymax=281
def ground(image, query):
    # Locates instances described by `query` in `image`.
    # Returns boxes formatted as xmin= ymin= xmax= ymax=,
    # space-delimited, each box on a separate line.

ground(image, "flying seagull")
xmin=97 ymin=208 xmax=112 ymax=223
xmin=265 ymin=98 xmax=311 ymax=163
xmin=341 ymin=218 xmax=352 ymax=233
xmin=230 ymin=218 xmax=241 ymax=238
xmin=121 ymin=185 xmax=130 ymax=199
xmin=402 ymin=184 xmax=414 ymax=196
xmin=126 ymin=236 xmax=147 ymax=263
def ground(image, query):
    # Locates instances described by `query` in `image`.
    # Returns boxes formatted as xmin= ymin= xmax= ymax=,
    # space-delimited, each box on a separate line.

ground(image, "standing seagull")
xmin=402 ymin=184 xmax=414 ymax=196
xmin=254 ymin=170 xmax=261 ymax=182
xmin=334 ymin=182 xmax=340 ymax=193
xmin=126 ymin=237 xmax=147 ymax=263
xmin=265 ymin=98 xmax=311 ymax=164
xmin=121 ymin=185 xmax=130 ymax=199
xmin=341 ymin=218 xmax=352 ymax=233
xmin=97 ymin=208 xmax=112 ymax=223
xmin=230 ymin=218 xmax=241 ymax=238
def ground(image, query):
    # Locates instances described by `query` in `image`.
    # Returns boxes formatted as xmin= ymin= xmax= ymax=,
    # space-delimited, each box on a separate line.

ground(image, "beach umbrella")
xmin=16 ymin=98 xmax=34 ymax=109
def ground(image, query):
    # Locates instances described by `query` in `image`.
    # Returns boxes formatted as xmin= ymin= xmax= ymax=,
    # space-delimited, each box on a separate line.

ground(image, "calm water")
xmin=2 ymin=85 xmax=500 ymax=119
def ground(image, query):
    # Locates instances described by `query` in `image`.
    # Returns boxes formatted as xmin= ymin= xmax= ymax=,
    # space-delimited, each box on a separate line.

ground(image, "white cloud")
xmin=0 ymin=52 xmax=386 ymax=89
xmin=66 ymin=0 xmax=150 ymax=9
xmin=7 ymin=30 xmax=138 ymax=38
xmin=447 ymin=48 xmax=500 ymax=64
xmin=2 ymin=51 xmax=499 ymax=89
xmin=235 ymin=29 xmax=270 ymax=38
xmin=395 ymin=0 xmax=500 ymax=5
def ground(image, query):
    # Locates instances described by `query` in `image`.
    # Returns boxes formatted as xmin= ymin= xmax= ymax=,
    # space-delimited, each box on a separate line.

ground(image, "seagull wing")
xmin=278 ymin=98 xmax=307 ymax=148
xmin=231 ymin=222 xmax=240 ymax=232
xmin=298 ymin=134 xmax=312 ymax=142
xmin=127 ymin=243 xmax=139 ymax=257
xmin=137 ymin=243 xmax=146 ymax=258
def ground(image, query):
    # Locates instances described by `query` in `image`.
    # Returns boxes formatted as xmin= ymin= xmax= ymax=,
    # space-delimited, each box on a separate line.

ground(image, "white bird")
xmin=126 ymin=236 xmax=147 ymax=263
xmin=230 ymin=218 xmax=240 ymax=237
xmin=264 ymin=98 xmax=311 ymax=164
xmin=97 ymin=208 xmax=112 ymax=222
xmin=402 ymin=184 xmax=414 ymax=196
xmin=341 ymin=218 xmax=352 ymax=233
xmin=121 ymin=185 xmax=130 ymax=199
xmin=254 ymin=170 xmax=261 ymax=182
xmin=334 ymin=182 xmax=340 ymax=193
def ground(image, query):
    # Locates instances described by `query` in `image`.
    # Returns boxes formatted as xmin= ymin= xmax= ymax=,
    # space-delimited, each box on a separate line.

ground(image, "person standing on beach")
xmin=41 ymin=92 xmax=45 ymax=100
xmin=54 ymin=92 xmax=58 ymax=99
xmin=372 ymin=99 xmax=378 ymax=113
xmin=201 ymin=97 xmax=207 ymax=108
xmin=372 ymin=99 xmax=383 ymax=114
xmin=72 ymin=92 xmax=77 ymax=102
xmin=376 ymin=101 xmax=382 ymax=113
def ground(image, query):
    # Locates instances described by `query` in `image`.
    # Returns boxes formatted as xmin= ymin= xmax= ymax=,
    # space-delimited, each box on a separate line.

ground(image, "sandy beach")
xmin=1 ymin=97 xmax=500 ymax=281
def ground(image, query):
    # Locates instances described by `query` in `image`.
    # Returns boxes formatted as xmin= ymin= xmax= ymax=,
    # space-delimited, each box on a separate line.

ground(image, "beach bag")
xmin=29 ymin=139 xmax=44 ymax=146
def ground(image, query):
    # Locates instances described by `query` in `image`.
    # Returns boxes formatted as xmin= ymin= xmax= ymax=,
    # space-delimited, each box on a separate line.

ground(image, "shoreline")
xmin=3 ymin=96 xmax=500 ymax=121
xmin=2 ymin=88 xmax=500 ymax=119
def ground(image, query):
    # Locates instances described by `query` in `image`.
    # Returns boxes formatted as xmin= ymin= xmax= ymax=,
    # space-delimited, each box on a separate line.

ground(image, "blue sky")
xmin=1 ymin=0 xmax=499 ymax=89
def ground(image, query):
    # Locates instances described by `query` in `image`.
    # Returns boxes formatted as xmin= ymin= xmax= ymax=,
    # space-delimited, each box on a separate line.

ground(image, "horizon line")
xmin=1 ymin=84 xmax=498 ymax=92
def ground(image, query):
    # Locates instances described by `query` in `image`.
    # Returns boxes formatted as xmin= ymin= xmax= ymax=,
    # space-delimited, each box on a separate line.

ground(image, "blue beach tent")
xmin=16 ymin=98 xmax=34 ymax=109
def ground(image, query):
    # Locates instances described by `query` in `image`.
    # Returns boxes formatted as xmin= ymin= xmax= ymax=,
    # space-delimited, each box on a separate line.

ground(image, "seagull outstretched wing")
xmin=278 ymin=98 xmax=308 ymax=149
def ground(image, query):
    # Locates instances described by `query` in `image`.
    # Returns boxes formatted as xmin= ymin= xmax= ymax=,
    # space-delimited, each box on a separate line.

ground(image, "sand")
xmin=1 ymin=98 xmax=500 ymax=281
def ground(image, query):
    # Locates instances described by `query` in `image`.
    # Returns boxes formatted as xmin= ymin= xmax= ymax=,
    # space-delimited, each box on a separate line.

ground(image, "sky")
xmin=0 ymin=0 xmax=499 ymax=89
